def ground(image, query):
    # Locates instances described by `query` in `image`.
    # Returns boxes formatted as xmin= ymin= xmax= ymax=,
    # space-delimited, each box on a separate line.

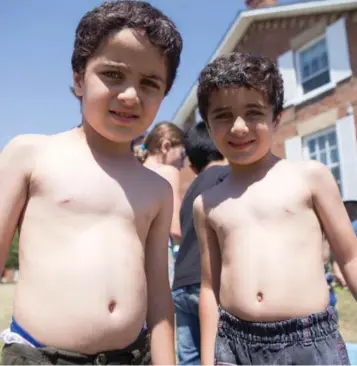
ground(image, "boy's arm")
xmin=193 ymin=195 xmax=221 ymax=365
xmin=145 ymin=181 xmax=175 ymax=365
xmin=333 ymin=261 xmax=347 ymax=288
xmin=307 ymin=160 xmax=357 ymax=299
xmin=0 ymin=136 xmax=35 ymax=273
xmin=157 ymin=165 xmax=182 ymax=242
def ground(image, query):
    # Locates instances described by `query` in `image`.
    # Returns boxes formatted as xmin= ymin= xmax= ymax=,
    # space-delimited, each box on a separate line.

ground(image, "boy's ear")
xmin=73 ymin=72 xmax=84 ymax=98
xmin=161 ymin=139 xmax=171 ymax=154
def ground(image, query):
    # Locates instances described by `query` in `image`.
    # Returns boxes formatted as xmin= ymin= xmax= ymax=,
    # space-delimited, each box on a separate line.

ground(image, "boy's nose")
xmin=117 ymin=86 xmax=139 ymax=106
xmin=231 ymin=117 xmax=249 ymax=135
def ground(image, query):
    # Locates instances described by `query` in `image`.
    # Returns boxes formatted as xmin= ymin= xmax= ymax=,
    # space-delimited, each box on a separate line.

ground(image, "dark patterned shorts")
xmin=215 ymin=306 xmax=350 ymax=365
xmin=2 ymin=329 xmax=151 ymax=365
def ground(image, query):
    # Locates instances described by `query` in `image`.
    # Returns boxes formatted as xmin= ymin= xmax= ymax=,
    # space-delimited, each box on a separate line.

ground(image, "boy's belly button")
xmin=256 ymin=291 xmax=264 ymax=302
xmin=108 ymin=300 xmax=117 ymax=313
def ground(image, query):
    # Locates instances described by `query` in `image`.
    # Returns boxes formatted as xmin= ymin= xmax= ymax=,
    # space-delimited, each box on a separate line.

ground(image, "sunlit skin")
xmin=194 ymin=87 xmax=357 ymax=365
xmin=0 ymin=28 xmax=176 ymax=364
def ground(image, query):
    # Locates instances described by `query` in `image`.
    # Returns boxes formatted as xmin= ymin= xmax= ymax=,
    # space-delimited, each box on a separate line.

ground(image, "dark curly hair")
xmin=71 ymin=0 xmax=183 ymax=95
xmin=184 ymin=121 xmax=223 ymax=173
xmin=197 ymin=52 xmax=284 ymax=123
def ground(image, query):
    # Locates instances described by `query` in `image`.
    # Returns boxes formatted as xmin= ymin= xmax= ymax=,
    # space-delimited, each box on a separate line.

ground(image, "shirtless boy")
xmin=0 ymin=1 xmax=182 ymax=364
xmin=193 ymin=52 xmax=357 ymax=365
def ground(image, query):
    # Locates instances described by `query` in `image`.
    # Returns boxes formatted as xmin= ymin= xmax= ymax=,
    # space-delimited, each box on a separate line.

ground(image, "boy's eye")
xmin=215 ymin=112 xmax=232 ymax=120
xmin=102 ymin=71 xmax=123 ymax=79
xmin=141 ymin=79 xmax=160 ymax=90
xmin=246 ymin=110 xmax=263 ymax=117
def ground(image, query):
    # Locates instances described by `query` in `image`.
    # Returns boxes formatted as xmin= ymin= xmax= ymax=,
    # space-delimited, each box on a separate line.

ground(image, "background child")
xmin=172 ymin=121 xmax=227 ymax=365
xmin=135 ymin=121 xmax=185 ymax=286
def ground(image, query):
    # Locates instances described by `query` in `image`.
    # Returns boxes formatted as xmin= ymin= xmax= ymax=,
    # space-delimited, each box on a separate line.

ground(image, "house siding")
xmin=235 ymin=11 xmax=357 ymax=157
xmin=178 ymin=8 xmax=357 ymax=197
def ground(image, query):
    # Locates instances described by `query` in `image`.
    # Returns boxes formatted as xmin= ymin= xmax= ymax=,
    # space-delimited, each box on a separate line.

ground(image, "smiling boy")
xmin=194 ymin=52 xmax=357 ymax=365
xmin=0 ymin=1 xmax=182 ymax=364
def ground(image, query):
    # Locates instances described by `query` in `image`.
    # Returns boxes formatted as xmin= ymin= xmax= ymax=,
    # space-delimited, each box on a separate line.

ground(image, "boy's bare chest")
xmin=209 ymin=177 xmax=311 ymax=234
xmin=30 ymin=157 xmax=156 ymax=222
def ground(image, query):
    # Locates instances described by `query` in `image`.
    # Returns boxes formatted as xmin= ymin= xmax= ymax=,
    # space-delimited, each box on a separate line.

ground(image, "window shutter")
xmin=277 ymin=51 xmax=297 ymax=107
xmin=326 ymin=17 xmax=352 ymax=85
xmin=336 ymin=114 xmax=357 ymax=200
xmin=284 ymin=136 xmax=302 ymax=161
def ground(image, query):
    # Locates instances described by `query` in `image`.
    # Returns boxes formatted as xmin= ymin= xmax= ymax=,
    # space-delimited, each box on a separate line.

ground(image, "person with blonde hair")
xmin=136 ymin=121 xmax=185 ymax=285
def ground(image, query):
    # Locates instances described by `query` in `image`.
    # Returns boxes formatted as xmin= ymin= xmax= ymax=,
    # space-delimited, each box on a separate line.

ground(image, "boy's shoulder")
xmin=3 ymin=133 xmax=49 ymax=151
xmin=279 ymin=158 xmax=332 ymax=184
xmin=143 ymin=163 xmax=181 ymax=194
xmin=1 ymin=133 xmax=51 ymax=165
xmin=149 ymin=164 xmax=180 ymax=183
xmin=139 ymin=164 xmax=174 ymax=198
xmin=192 ymin=176 xmax=226 ymax=218
xmin=192 ymin=159 xmax=332 ymax=215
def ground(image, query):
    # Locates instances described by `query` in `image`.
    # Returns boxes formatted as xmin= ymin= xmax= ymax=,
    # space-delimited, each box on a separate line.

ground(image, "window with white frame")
xmin=297 ymin=37 xmax=330 ymax=94
xmin=278 ymin=17 xmax=352 ymax=107
xmin=304 ymin=128 xmax=342 ymax=193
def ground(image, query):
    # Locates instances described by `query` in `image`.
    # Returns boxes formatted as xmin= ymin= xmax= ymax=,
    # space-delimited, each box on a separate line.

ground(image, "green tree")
xmin=5 ymin=231 xmax=19 ymax=269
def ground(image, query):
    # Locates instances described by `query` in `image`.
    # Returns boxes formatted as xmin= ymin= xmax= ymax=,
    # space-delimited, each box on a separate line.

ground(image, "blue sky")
xmin=0 ymin=0 xmax=296 ymax=149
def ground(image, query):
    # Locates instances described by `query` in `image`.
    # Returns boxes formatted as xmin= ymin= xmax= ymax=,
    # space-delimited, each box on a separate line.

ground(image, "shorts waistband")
xmin=3 ymin=329 xmax=150 ymax=365
xmin=218 ymin=306 xmax=338 ymax=344
xmin=10 ymin=317 xmax=44 ymax=348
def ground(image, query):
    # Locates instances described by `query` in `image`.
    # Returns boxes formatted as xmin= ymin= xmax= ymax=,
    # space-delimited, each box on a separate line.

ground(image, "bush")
xmin=5 ymin=232 xmax=19 ymax=269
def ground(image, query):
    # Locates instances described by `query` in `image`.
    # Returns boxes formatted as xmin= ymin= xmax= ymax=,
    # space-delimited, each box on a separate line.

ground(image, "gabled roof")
xmin=173 ymin=0 xmax=357 ymax=127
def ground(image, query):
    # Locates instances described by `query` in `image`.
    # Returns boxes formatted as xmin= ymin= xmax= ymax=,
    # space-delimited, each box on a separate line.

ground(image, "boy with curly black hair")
xmin=194 ymin=52 xmax=356 ymax=365
xmin=0 ymin=1 xmax=182 ymax=364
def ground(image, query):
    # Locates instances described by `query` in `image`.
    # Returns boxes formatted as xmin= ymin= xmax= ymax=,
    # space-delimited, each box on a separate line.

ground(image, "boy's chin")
xmin=228 ymin=154 xmax=265 ymax=166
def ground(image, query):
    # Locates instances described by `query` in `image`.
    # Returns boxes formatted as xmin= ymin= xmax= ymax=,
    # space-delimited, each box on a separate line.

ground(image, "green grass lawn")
xmin=0 ymin=283 xmax=356 ymax=363
xmin=335 ymin=286 xmax=357 ymax=343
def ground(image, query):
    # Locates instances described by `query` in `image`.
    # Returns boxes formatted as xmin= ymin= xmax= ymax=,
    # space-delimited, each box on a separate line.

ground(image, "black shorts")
xmin=2 ymin=329 xmax=151 ymax=365
xmin=215 ymin=306 xmax=350 ymax=365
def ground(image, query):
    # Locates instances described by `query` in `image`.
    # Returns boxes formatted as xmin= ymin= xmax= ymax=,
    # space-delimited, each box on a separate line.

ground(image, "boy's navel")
xmin=108 ymin=300 xmax=117 ymax=313
xmin=256 ymin=291 xmax=264 ymax=302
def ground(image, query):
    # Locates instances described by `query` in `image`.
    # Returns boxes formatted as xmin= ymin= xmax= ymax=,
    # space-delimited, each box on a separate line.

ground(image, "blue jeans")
xmin=173 ymin=284 xmax=201 ymax=365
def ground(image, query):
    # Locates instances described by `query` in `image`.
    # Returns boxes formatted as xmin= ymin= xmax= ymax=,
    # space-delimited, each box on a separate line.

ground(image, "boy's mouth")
xmin=109 ymin=110 xmax=140 ymax=122
xmin=228 ymin=139 xmax=255 ymax=150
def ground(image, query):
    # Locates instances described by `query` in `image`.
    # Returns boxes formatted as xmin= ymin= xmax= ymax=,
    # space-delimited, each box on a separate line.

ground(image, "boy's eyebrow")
xmin=99 ymin=61 xmax=165 ymax=84
xmin=245 ymin=103 xmax=265 ymax=109
xmin=211 ymin=106 xmax=230 ymax=114
xmin=100 ymin=61 xmax=129 ymax=69
xmin=140 ymin=73 xmax=165 ymax=84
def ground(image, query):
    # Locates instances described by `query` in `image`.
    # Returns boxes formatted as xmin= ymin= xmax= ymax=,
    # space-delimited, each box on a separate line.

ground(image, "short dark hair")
xmin=184 ymin=121 xmax=224 ymax=173
xmin=71 ymin=0 xmax=183 ymax=95
xmin=197 ymin=52 xmax=284 ymax=122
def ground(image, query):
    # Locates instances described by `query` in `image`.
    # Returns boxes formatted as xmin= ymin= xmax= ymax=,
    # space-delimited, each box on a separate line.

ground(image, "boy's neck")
xmin=203 ymin=159 xmax=227 ymax=172
xmin=229 ymin=153 xmax=280 ymax=182
xmin=144 ymin=154 xmax=164 ymax=166
xmin=77 ymin=122 xmax=132 ymax=158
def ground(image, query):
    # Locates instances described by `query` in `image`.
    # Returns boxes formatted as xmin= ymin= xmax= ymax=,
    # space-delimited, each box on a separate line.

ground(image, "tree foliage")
xmin=5 ymin=231 xmax=19 ymax=269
